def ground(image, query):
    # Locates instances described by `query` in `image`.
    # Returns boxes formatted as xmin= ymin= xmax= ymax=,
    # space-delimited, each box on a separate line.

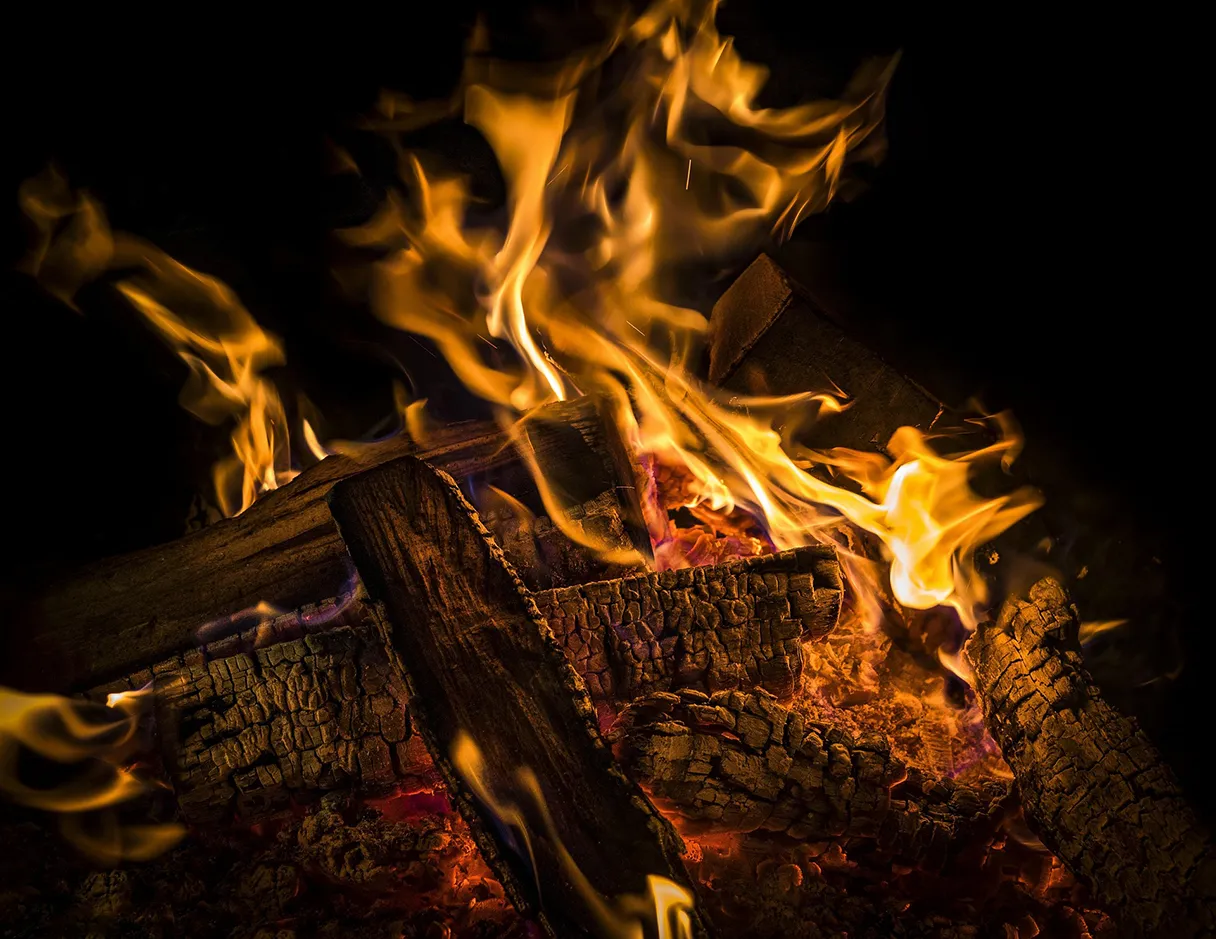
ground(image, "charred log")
xmin=613 ymin=689 xmax=1011 ymax=873
xmin=155 ymin=626 xmax=433 ymax=825
xmin=6 ymin=397 xmax=650 ymax=693
xmin=967 ymin=578 xmax=1216 ymax=938
xmin=328 ymin=456 xmax=711 ymax=939
xmin=99 ymin=546 xmax=838 ymax=826
xmin=534 ymin=545 xmax=841 ymax=700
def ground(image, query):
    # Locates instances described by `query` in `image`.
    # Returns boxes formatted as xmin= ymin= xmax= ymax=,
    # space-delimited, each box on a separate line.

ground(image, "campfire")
xmin=2 ymin=3 xmax=1211 ymax=938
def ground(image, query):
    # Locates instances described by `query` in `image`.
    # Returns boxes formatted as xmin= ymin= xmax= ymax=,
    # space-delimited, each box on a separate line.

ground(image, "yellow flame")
xmin=0 ymin=684 xmax=184 ymax=862
xmin=346 ymin=0 xmax=1039 ymax=630
xmin=1078 ymin=618 xmax=1129 ymax=643
xmin=452 ymin=731 xmax=694 ymax=938
xmin=18 ymin=166 xmax=297 ymax=517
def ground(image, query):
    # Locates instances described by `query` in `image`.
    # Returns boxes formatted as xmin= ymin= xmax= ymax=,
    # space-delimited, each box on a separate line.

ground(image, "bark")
xmin=328 ymin=456 xmax=712 ymax=939
xmin=535 ymin=545 xmax=841 ymax=700
xmin=613 ymin=689 xmax=1011 ymax=873
xmin=6 ymin=397 xmax=648 ymax=693
xmin=967 ymin=578 xmax=1216 ymax=938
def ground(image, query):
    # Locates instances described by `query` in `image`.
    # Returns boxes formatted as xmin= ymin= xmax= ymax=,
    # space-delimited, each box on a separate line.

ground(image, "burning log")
xmin=328 ymin=456 xmax=711 ymax=939
xmin=967 ymin=579 xmax=1216 ymax=938
xmin=5 ymin=397 xmax=651 ymax=693
xmin=534 ymin=545 xmax=842 ymax=700
xmin=613 ymin=689 xmax=1011 ymax=873
xmin=101 ymin=546 xmax=839 ymax=825
xmin=708 ymin=254 xmax=943 ymax=452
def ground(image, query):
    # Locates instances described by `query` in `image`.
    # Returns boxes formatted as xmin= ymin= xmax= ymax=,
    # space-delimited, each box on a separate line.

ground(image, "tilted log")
xmin=708 ymin=254 xmax=944 ymax=452
xmin=123 ymin=546 xmax=838 ymax=824
xmin=613 ymin=689 xmax=1011 ymax=873
xmin=5 ymin=397 xmax=651 ymax=693
xmin=536 ymin=546 xmax=841 ymax=700
xmin=967 ymin=579 xmax=1216 ymax=939
xmin=328 ymin=456 xmax=712 ymax=939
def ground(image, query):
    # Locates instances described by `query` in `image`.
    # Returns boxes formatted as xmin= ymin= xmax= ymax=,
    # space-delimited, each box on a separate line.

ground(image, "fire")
xmin=17 ymin=1 xmax=1041 ymax=643
xmin=18 ymin=167 xmax=296 ymax=517
xmin=347 ymin=0 xmax=1041 ymax=628
xmin=452 ymin=731 xmax=694 ymax=938
xmin=0 ymin=684 xmax=184 ymax=862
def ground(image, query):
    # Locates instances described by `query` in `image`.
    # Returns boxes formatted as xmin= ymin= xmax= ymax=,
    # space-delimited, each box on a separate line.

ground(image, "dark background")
xmin=3 ymin=6 xmax=1206 ymax=811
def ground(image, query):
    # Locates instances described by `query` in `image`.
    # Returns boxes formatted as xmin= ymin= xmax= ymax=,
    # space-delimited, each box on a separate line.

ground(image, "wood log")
xmin=155 ymin=626 xmax=434 ymax=824
xmin=613 ymin=688 xmax=1011 ymax=873
xmin=966 ymin=578 xmax=1216 ymax=938
xmin=328 ymin=456 xmax=711 ymax=939
xmin=5 ymin=397 xmax=650 ymax=694
xmin=535 ymin=546 xmax=841 ymax=701
xmin=96 ymin=546 xmax=838 ymax=825
xmin=708 ymin=254 xmax=944 ymax=452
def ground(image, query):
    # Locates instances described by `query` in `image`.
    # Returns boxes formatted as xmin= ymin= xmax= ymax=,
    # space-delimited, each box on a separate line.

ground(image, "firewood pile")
xmin=1 ymin=257 xmax=1210 ymax=939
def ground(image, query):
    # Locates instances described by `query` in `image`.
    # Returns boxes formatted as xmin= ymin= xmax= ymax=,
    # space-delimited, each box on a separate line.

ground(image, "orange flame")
xmin=452 ymin=731 xmax=695 ymax=938
xmin=0 ymin=684 xmax=184 ymax=863
xmin=348 ymin=0 xmax=1039 ymax=629
xmin=18 ymin=167 xmax=296 ymax=517
xmin=17 ymin=0 xmax=1042 ymax=642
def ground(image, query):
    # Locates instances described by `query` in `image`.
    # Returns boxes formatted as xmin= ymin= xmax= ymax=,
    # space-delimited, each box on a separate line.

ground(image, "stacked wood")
xmin=328 ymin=456 xmax=713 ymax=939
xmin=97 ymin=546 xmax=840 ymax=825
xmin=613 ymin=688 xmax=1011 ymax=872
xmin=967 ymin=579 xmax=1216 ymax=938
xmin=4 ymin=397 xmax=651 ymax=693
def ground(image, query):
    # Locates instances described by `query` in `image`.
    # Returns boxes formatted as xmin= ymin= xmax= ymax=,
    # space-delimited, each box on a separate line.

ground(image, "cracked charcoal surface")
xmin=157 ymin=626 xmax=429 ymax=824
xmin=101 ymin=550 xmax=839 ymax=825
xmin=967 ymin=578 xmax=1216 ymax=938
xmin=614 ymin=688 xmax=1010 ymax=871
xmin=535 ymin=545 xmax=842 ymax=701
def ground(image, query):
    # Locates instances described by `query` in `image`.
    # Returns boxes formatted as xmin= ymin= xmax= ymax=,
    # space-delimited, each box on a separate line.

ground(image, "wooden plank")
xmin=328 ymin=456 xmax=710 ymax=939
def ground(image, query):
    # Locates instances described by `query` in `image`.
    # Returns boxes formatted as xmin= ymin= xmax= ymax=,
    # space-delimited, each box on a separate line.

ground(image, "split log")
xmin=708 ymin=254 xmax=944 ymax=452
xmin=328 ymin=456 xmax=712 ymax=939
xmin=613 ymin=689 xmax=1011 ymax=873
xmin=5 ymin=397 xmax=650 ymax=693
xmin=967 ymin=579 xmax=1216 ymax=938
xmin=535 ymin=546 xmax=841 ymax=700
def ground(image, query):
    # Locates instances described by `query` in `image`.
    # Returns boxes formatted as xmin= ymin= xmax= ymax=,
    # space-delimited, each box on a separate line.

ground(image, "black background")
xmin=3 ymin=6 xmax=1207 ymax=811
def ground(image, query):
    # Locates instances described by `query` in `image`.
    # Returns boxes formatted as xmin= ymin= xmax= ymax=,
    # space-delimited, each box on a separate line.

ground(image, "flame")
xmin=0 ymin=684 xmax=184 ymax=862
xmin=347 ymin=0 xmax=1039 ymax=631
xmin=1078 ymin=618 xmax=1129 ymax=644
xmin=452 ymin=731 xmax=694 ymax=938
xmin=18 ymin=167 xmax=297 ymax=517
xmin=19 ymin=0 xmax=1042 ymax=647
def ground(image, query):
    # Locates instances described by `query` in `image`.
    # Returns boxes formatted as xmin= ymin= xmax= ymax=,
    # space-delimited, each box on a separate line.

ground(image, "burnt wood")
xmin=126 ymin=546 xmax=839 ymax=825
xmin=967 ymin=579 xmax=1216 ymax=938
xmin=5 ymin=397 xmax=648 ymax=694
xmin=536 ymin=546 xmax=841 ymax=700
xmin=328 ymin=457 xmax=711 ymax=939
xmin=613 ymin=688 xmax=1010 ymax=872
